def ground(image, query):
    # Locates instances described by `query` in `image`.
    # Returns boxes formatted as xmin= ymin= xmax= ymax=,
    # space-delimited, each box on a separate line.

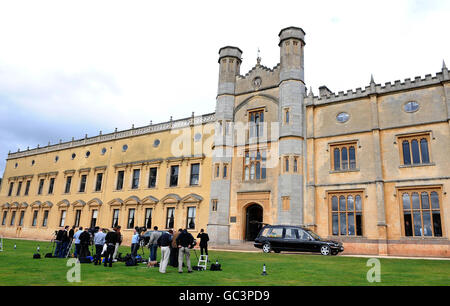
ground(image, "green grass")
xmin=0 ymin=238 xmax=448 ymax=286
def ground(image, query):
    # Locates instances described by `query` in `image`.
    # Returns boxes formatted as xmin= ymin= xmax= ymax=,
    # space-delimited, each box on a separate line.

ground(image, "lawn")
xmin=0 ymin=238 xmax=448 ymax=286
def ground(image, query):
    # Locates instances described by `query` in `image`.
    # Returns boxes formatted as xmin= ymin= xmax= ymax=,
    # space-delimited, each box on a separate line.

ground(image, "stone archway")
xmin=245 ymin=203 xmax=263 ymax=241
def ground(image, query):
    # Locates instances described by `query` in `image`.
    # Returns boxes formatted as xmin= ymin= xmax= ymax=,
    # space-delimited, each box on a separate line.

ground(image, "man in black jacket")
xmin=54 ymin=228 xmax=64 ymax=257
xmin=60 ymin=226 xmax=70 ymax=258
xmin=157 ymin=230 xmax=173 ymax=273
xmin=79 ymin=227 xmax=91 ymax=258
xmin=104 ymin=228 xmax=118 ymax=267
xmin=176 ymin=229 xmax=195 ymax=273
xmin=197 ymin=229 xmax=209 ymax=256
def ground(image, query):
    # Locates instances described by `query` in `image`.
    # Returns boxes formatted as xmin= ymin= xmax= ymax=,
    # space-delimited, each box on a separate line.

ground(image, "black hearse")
xmin=254 ymin=225 xmax=344 ymax=256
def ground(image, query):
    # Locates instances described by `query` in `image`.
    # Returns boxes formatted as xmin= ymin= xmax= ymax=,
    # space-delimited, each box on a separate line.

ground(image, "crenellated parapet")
xmin=235 ymin=63 xmax=281 ymax=94
xmin=306 ymin=68 xmax=450 ymax=106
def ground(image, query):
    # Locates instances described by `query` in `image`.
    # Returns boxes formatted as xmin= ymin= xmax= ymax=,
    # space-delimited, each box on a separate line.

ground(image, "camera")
xmin=135 ymin=226 xmax=147 ymax=234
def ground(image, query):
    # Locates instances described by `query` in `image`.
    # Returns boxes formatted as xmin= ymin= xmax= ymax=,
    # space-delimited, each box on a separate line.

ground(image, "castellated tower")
xmin=207 ymin=46 xmax=242 ymax=244
xmin=277 ymin=27 xmax=306 ymax=226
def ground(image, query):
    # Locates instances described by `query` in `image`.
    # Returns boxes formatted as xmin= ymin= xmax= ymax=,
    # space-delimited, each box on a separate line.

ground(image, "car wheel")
xmin=262 ymin=243 xmax=271 ymax=253
xmin=320 ymin=245 xmax=331 ymax=256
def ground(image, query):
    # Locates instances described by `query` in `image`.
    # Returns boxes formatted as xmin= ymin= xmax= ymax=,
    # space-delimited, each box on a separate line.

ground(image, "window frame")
xmin=116 ymin=170 xmax=125 ymax=191
xmin=189 ymin=163 xmax=200 ymax=186
xmin=112 ymin=209 xmax=120 ymax=228
xmin=31 ymin=210 xmax=38 ymax=227
xmin=48 ymin=177 xmax=55 ymax=194
xmin=330 ymin=141 xmax=358 ymax=172
xmin=37 ymin=179 xmax=44 ymax=195
xmin=148 ymin=167 xmax=158 ymax=188
xmin=16 ymin=181 xmax=22 ymax=196
xmin=127 ymin=208 xmax=135 ymax=229
xmin=95 ymin=172 xmax=103 ymax=192
xmin=398 ymin=133 xmax=432 ymax=166
xmin=398 ymin=186 xmax=444 ymax=238
xmin=328 ymin=190 xmax=364 ymax=237
xmin=64 ymin=176 xmax=72 ymax=194
xmin=169 ymin=165 xmax=179 ymax=187
xmin=79 ymin=175 xmax=87 ymax=193
xmin=10 ymin=210 xmax=16 ymax=226
xmin=18 ymin=210 xmax=25 ymax=226
xmin=24 ymin=180 xmax=31 ymax=196
xmin=144 ymin=208 xmax=153 ymax=228
xmin=166 ymin=207 xmax=175 ymax=229
xmin=59 ymin=210 xmax=67 ymax=227
xmin=42 ymin=210 xmax=49 ymax=227
xmin=131 ymin=169 xmax=140 ymax=190
xmin=74 ymin=209 xmax=81 ymax=227
xmin=243 ymin=149 xmax=266 ymax=181
xmin=8 ymin=182 xmax=14 ymax=197
xmin=186 ymin=206 xmax=196 ymax=230
xmin=248 ymin=108 xmax=265 ymax=138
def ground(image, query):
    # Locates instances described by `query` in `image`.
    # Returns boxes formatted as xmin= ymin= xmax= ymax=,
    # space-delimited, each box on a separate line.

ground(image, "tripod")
xmin=65 ymin=239 xmax=74 ymax=258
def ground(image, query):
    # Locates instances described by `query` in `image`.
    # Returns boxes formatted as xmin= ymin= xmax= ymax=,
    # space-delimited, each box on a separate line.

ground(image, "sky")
xmin=0 ymin=0 xmax=449 ymax=176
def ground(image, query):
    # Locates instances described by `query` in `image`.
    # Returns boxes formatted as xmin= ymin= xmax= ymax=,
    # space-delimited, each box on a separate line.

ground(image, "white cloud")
xmin=0 ymin=0 xmax=449 ymax=174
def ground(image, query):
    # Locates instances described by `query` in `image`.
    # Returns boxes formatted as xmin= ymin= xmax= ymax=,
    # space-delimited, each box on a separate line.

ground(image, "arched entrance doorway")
xmin=245 ymin=203 xmax=263 ymax=241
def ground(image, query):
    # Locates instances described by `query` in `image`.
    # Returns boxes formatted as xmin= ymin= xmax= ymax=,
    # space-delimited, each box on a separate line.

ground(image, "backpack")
xmin=125 ymin=257 xmax=137 ymax=266
xmin=79 ymin=257 xmax=92 ymax=264
xmin=210 ymin=263 xmax=222 ymax=271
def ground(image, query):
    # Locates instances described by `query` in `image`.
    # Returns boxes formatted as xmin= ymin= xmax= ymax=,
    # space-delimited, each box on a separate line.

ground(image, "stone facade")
xmin=0 ymin=26 xmax=449 ymax=257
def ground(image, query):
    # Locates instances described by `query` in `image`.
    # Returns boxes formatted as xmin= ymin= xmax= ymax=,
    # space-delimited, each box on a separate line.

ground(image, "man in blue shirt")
xmin=93 ymin=227 xmax=106 ymax=265
xmin=73 ymin=227 xmax=83 ymax=258
xmin=130 ymin=227 xmax=142 ymax=259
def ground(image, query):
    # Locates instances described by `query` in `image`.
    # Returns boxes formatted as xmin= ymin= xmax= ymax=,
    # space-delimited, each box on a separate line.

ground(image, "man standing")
xmin=176 ymin=229 xmax=195 ymax=273
xmin=112 ymin=226 xmax=122 ymax=261
xmin=104 ymin=228 xmax=118 ymax=267
xmin=148 ymin=226 xmax=162 ymax=262
xmin=79 ymin=227 xmax=91 ymax=258
xmin=60 ymin=226 xmax=70 ymax=258
xmin=73 ymin=227 xmax=83 ymax=258
xmin=197 ymin=229 xmax=209 ymax=256
xmin=54 ymin=227 xmax=64 ymax=257
xmin=157 ymin=230 xmax=173 ymax=274
xmin=93 ymin=227 xmax=106 ymax=265
xmin=170 ymin=229 xmax=182 ymax=267
xmin=131 ymin=228 xmax=140 ymax=259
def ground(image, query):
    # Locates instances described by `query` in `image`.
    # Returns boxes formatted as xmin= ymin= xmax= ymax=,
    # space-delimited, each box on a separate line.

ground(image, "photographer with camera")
xmin=53 ymin=228 xmax=64 ymax=258
xmin=79 ymin=227 xmax=91 ymax=258
xmin=176 ymin=229 xmax=195 ymax=274
xmin=60 ymin=226 xmax=70 ymax=258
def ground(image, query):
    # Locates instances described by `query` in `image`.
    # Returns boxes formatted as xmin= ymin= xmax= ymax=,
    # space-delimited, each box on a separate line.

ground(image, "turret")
xmin=279 ymin=27 xmax=305 ymax=82
xmin=218 ymin=46 xmax=242 ymax=95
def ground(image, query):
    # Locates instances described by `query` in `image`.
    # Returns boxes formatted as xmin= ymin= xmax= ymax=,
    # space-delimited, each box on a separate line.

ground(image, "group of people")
xmin=53 ymin=225 xmax=74 ymax=258
xmin=53 ymin=225 xmax=123 ymax=267
xmin=146 ymin=226 xmax=209 ymax=274
xmin=53 ymin=224 xmax=210 ymax=272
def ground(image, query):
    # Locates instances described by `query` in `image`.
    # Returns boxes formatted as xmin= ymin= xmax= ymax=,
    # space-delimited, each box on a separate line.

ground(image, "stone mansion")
xmin=1 ymin=26 xmax=449 ymax=257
